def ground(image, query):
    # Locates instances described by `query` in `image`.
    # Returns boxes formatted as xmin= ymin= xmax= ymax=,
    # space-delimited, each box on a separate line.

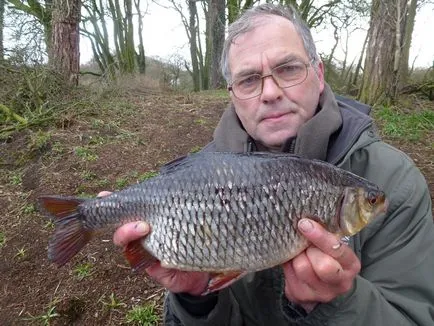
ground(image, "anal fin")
xmin=201 ymin=271 xmax=248 ymax=296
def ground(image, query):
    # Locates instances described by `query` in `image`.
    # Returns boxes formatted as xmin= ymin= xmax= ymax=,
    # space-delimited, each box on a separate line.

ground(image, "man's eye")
xmin=276 ymin=64 xmax=303 ymax=75
xmin=238 ymin=75 xmax=261 ymax=87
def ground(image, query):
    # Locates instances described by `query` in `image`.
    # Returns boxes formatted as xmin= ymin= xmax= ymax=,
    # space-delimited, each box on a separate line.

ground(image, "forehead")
xmin=228 ymin=15 xmax=308 ymax=77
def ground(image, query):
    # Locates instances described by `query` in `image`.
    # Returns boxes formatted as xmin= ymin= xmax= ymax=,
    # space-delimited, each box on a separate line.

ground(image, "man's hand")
xmin=97 ymin=191 xmax=210 ymax=296
xmin=113 ymin=221 xmax=210 ymax=296
xmin=283 ymin=219 xmax=361 ymax=313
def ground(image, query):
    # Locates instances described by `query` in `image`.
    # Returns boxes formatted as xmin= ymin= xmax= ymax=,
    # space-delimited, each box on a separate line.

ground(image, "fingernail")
xmin=134 ymin=222 xmax=149 ymax=234
xmin=298 ymin=219 xmax=313 ymax=233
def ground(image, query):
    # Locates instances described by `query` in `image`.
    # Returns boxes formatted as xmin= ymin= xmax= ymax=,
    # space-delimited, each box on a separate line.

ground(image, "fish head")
xmin=339 ymin=187 xmax=388 ymax=236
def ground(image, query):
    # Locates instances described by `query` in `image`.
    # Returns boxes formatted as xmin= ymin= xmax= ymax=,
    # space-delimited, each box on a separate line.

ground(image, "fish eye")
xmin=368 ymin=192 xmax=378 ymax=205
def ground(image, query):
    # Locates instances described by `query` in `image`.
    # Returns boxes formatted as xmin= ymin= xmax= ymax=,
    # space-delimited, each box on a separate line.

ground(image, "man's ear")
xmin=315 ymin=60 xmax=325 ymax=93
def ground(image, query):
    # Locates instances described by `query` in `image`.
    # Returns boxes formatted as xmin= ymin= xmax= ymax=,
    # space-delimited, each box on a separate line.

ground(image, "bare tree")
xmin=50 ymin=0 xmax=81 ymax=85
xmin=134 ymin=0 xmax=147 ymax=74
xmin=359 ymin=0 xmax=419 ymax=105
xmin=81 ymin=0 xmax=117 ymax=79
xmin=7 ymin=0 xmax=53 ymax=55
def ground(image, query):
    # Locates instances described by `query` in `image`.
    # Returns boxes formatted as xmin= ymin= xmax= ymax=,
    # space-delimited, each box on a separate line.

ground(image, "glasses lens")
xmin=232 ymin=74 xmax=262 ymax=99
xmin=273 ymin=63 xmax=308 ymax=87
xmin=230 ymin=62 xmax=309 ymax=99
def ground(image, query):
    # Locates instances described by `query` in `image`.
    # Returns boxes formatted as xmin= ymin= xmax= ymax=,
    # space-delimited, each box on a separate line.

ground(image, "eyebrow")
xmin=274 ymin=54 xmax=305 ymax=66
xmin=233 ymin=54 xmax=307 ymax=80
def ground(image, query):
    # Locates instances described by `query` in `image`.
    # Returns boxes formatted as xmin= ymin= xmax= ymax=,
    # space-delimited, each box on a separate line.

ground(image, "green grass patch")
xmin=125 ymin=304 xmax=160 ymax=325
xmin=23 ymin=203 xmax=36 ymax=214
xmin=375 ymin=107 xmax=434 ymax=141
xmin=194 ymin=118 xmax=206 ymax=125
xmin=81 ymin=170 xmax=98 ymax=181
xmin=138 ymin=171 xmax=159 ymax=182
xmin=0 ymin=232 xmax=5 ymax=248
xmin=14 ymin=247 xmax=27 ymax=259
xmin=9 ymin=171 xmax=22 ymax=185
xmin=100 ymin=293 xmax=127 ymax=311
xmin=23 ymin=298 xmax=61 ymax=325
xmin=190 ymin=145 xmax=202 ymax=153
xmin=74 ymin=146 xmax=98 ymax=161
xmin=73 ymin=263 xmax=94 ymax=280
xmin=115 ymin=177 xmax=129 ymax=189
xmin=28 ymin=130 xmax=51 ymax=152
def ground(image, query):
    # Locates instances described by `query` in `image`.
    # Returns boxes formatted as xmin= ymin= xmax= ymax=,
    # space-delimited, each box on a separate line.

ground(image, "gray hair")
xmin=221 ymin=3 xmax=319 ymax=83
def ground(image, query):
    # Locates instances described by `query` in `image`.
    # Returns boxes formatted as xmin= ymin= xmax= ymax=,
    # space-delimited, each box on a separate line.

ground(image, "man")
xmin=112 ymin=4 xmax=434 ymax=325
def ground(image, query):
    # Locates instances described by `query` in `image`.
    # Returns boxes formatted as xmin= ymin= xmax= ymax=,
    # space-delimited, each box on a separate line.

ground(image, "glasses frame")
xmin=228 ymin=61 xmax=312 ymax=100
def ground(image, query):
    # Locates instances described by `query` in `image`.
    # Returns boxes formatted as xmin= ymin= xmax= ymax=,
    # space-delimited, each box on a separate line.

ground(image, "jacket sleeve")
xmin=163 ymin=289 xmax=244 ymax=325
xmin=285 ymin=144 xmax=434 ymax=325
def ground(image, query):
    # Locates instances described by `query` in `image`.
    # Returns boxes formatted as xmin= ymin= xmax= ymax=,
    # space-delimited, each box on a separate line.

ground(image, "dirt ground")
xmin=0 ymin=90 xmax=432 ymax=325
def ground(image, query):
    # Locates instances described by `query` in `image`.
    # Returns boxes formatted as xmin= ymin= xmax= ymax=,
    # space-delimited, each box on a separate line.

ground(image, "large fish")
xmin=39 ymin=152 xmax=387 ymax=294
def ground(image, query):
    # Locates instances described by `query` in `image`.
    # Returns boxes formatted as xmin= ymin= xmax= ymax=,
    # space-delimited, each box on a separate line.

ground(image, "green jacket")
xmin=163 ymin=85 xmax=434 ymax=325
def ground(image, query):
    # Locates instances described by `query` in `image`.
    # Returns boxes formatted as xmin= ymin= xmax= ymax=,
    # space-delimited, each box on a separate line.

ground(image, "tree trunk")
xmin=209 ymin=0 xmax=225 ymax=89
xmin=50 ymin=0 xmax=81 ymax=85
xmin=351 ymin=31 xmax=369 ymax=87
xmin=134 ymin=0 xmax=146 ymax=74
xmin=358 ymin=0 xmax=406 ymax=105
xmin=188 ymin=0 xmax=200 ymax=91
xmin=124 ymin=0 xmax=136 ymax=73
xmin=399 ymin=0 xmax=417 ymax=88
xmin=0 ymin=0 xmax=4 ymax=60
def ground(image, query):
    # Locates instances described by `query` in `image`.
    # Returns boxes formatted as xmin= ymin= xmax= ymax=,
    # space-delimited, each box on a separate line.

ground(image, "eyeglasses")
xmin=228 ymin=61 xmax=311 ymax=100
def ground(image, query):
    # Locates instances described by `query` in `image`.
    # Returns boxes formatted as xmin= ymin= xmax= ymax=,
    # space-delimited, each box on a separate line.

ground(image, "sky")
xmin=80 ymin=2 xmax=434 ymax=68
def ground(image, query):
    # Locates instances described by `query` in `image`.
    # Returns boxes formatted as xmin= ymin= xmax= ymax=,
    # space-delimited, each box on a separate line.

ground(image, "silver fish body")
xmin=41 ymin=152 xmax=387 ymax=272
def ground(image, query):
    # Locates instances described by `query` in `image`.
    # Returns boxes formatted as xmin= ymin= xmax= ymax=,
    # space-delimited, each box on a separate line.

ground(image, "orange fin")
xmin=124 ymin=239 xmax=158 ymax=272
xmin=201 ymin=271 xmax=247 ymax=296
xmin=39 ymin=196 xmax=92 ymax=266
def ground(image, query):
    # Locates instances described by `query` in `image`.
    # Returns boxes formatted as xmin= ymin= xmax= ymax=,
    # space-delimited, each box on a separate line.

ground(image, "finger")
xmin=291 ymin=251 xmax=319 ymax=284
xmin=113 ymin=221 xmax=150 ymax=246
xmin=305 ymin=247 xmax=343 ymax=284
xmin=298 ymin=219 xmax=356 ymax=269
xmin=97 ymin=191 xmax=112 ymax=197
xmin=282 ymin=261 xmax=317 ymax=302
xmin=146 ymin=263 xmax=209 ymax=295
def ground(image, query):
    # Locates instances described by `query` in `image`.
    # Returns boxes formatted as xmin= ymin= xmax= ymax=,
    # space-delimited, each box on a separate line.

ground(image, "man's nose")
xmin=260 ymin=75 xmax=283 ymax=102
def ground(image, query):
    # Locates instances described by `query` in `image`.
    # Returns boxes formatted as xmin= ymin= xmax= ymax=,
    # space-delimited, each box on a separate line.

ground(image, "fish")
xmin=39 ymin=152 xmax=387 ymax=294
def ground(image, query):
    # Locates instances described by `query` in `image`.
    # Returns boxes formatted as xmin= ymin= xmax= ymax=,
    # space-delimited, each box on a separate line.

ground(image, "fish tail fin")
xmin=39 ymin=196 xmax=93 ymax=266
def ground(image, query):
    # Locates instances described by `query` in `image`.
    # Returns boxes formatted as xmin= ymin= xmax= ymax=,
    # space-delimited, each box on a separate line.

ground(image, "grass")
xmin=9 ymin=171 xmax=22 ymax=185
xmin=44 ymin=220 xmax=55 ymax=229
xmin=138 ymin=171 xmax=159 ymax=181
xmin=23 ymin=305 xmax=59 ymax=325
xmin=0 ymin=232 xmax=5 ymax=248
xmin=73 ymin=263 xmax=94 ymax=280
xmin=375 ymin=106 xmax=434 ymax=141
xmin=74 ymin=146 xmax=99 ymax=161
xmin=115 ymin=177 xmax=129 ymax=189
xmin=125 ymin=304 xmax=160 ymax=325
xmin=190 ymin=145 xmax=202 ymax=153
xmin=14 ymin=247 xmax=27 ymax=259
xmin=28 ymin=130 xmax=51 ymax=152
xmin=23 ymin=203 xmax=36 ymax=214
xmin=100 ymin=293 xmax=127 ymax=312
xmin=81 ymin=170 xmax=98 ymax=181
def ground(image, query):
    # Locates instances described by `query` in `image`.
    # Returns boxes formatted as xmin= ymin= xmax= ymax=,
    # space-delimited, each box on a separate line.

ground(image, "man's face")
xmin=228 ymin=16 xmax=325 ymax=151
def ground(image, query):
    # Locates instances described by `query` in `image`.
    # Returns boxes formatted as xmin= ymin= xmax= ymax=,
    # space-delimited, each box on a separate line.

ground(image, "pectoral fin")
xmin=124 ymin=239 xmax=158 ymax=272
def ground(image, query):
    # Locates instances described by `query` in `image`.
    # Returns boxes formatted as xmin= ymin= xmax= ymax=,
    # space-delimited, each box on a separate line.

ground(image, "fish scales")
xmin=91 ymin=154 xmax=337 ymax=269
xmin=40 ymin=152 xmax=387 ymax=274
